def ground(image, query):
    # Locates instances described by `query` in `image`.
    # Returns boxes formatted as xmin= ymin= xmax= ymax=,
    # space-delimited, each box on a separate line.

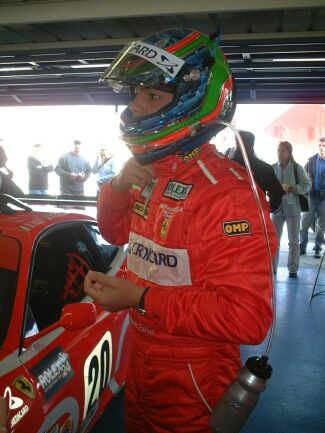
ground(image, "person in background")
xmin=0 ymin=143 xmax=23 ymax=196
xmin=92 ymin=146 xmax=117 ymax=193
xmin=55 ymin=139 xmax=91 ymax=196
xmin=27 ymin=143 xmax=53 ymax=195
xmin=83 ymin=27 xmax=277 ymax=433
xmin=229 ymin=129 xmax=284 ymax=212
xmin=272 ymin=141 xmax=311 ymax=277
xmin=300 ymin=136 xmax=325 ymax=258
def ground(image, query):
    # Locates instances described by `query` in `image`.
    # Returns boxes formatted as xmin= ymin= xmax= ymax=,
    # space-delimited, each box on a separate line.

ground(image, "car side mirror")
xmin=60 ymin=302 xmax=97 ymax=330
xmin=24 ymin=302 xmax=97 ymax=348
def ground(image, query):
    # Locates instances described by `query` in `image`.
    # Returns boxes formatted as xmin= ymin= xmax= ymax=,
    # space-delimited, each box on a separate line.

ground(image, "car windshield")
xmin=0 ymin=236 xmax=20 ymax=348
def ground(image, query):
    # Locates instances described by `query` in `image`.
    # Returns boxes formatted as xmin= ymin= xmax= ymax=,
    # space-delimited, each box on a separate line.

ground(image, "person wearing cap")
xmin=84 ymin=28 xmax=277 ymax=433
xmin=272 ymin=141 xmax=311 ymax=277
xmin=300 ymin=136 xmax=325 ymax=258
xmin=55 ymin=139 xmax=91 ymax=196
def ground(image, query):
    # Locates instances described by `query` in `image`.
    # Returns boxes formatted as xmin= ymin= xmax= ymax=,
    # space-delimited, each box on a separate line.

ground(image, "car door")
xmin=18 ymin=221 xmax=129 ymax=433
xmin=0 ymin=234 xmax=45 ymax=433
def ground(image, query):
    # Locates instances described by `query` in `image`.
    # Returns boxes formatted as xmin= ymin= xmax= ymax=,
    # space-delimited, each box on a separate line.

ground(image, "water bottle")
xmin=209 ymin=356 xmax=272 ymax=433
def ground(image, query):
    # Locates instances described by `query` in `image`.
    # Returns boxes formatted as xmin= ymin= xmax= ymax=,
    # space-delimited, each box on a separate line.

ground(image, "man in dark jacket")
xmin=300 ymin=136 xmax=325 ymax=258
xmin=27 ymin=143 xmax=53 ymax=194
xmin=0 ymin=145 xmax=23 ymax=196
xmin=229 ymin=130 xmax=284 ymax=212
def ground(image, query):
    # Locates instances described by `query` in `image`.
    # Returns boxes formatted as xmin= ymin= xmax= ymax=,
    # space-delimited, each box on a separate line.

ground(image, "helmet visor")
xmin=101 ymin=41 xmax=185 ymax=92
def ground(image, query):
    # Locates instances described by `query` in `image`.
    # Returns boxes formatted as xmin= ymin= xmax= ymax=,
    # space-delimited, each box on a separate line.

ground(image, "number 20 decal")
xmin=83 ymin=331 xmax=112 ymax=420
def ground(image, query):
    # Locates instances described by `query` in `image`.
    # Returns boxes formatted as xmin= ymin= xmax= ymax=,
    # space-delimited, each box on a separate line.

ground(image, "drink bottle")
xmin=209 ymin=356 xmax=272 ymax=433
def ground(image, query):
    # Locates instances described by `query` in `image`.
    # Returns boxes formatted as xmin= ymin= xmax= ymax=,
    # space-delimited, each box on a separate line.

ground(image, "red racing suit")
xmin=97 ymin=143 xmax=277 ymax=433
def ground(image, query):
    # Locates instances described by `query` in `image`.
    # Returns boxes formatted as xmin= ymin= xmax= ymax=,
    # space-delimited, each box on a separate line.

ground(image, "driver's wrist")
xmin=135 ymin=287 xmax=150 ymax=315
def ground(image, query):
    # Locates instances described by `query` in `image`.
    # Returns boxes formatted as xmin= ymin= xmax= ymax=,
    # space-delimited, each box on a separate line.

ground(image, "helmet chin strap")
xmin=133 ymin=124 xmax=221 ymax=165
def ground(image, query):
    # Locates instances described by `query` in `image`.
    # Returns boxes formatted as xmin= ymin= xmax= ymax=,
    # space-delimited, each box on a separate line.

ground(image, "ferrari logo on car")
xmin=0 ymin=199 xmax=130 ymax=432
xmin=13 ymin=376 xmax=35 ymax=399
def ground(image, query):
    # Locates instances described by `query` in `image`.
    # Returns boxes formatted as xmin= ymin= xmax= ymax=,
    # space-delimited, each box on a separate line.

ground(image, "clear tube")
xmin=212 ymin=120 xmax=276 ymax=357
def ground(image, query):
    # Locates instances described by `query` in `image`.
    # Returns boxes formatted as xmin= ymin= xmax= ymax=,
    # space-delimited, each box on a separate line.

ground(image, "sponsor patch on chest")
xmin=127 ymin=232 xmax=192 ymax=286
xmin=223 ymin=220 xmax=251 ymax=236
xmin=179 ymin=147 xmax=202 ymax=163
xmin=133 ymin=200 xmax=149 ymax=219
xmin=163 ymin=180 xmax=193 ymax=201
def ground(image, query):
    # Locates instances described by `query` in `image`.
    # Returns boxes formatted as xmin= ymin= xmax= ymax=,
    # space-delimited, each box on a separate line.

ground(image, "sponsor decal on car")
xmin=83 ymin=331 xmax=113 ymax=420
xmin=2 ymin=386 xmax=29 ymax=428
xmin=13 ymin=375 xmax=35 ymax=399
xmin=18 ymin=214 xmax=62 ymax=231
xmin=61 ymin=414 xmax=73 ymax=433
xmin=30 ymin=347 xmax=74 ymax=400
xmin=36 ymin=397 xmax=79 ymax=433
xmin=223 ymin=220 xmax=251 ymax=236
xmin=3 ymin=386 xmax=23 ymax=410
xmin=10 ymin=404 xmax=29 ymax=428
xmin=163 ymin=181 xmax=193 ymax=201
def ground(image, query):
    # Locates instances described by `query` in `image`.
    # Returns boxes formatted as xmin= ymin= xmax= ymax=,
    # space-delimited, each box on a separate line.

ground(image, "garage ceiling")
xmin=0 ymin=0 xmax=325 ymax=106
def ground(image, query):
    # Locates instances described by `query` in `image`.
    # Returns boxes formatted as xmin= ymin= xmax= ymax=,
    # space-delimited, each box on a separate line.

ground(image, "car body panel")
xmin=0 ymin=203 xmax=129 ymax=432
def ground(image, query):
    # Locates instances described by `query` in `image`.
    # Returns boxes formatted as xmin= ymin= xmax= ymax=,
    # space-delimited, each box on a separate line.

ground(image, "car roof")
xmin=0 ymin=209 xmax=94 ymax=236
xmin=0 ymin=195 xmax=96 ymax=238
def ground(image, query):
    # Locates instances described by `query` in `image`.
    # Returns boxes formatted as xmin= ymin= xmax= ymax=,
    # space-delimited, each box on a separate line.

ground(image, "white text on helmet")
xmin=130 ymin=41 xmax=185 ymax=78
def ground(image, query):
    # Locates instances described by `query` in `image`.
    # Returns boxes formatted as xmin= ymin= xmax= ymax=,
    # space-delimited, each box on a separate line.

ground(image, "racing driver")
xmin=84 ymin=28 xmax=277 ymax=433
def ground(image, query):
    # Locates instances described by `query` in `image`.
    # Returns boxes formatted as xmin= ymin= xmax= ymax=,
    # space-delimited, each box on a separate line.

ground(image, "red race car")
xmin=0 ymin=194 xmax=129 ymax=433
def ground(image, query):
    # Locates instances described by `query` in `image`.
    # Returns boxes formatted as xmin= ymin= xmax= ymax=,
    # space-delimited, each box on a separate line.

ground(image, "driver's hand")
xmin=111 ymin=157 xmax=155 ymax=191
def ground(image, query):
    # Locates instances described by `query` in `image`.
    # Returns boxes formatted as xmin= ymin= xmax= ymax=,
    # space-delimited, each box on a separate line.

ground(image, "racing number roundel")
xmin=83 ymin=331 xmax=112 ymax=420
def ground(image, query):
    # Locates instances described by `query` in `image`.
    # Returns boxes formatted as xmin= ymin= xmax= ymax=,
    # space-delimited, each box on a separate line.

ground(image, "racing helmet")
xmin=101 ymin=28 xmax=236 ymax=164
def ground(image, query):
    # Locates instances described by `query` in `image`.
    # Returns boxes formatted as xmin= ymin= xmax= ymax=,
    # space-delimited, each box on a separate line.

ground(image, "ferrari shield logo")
xmin=13 ymin=376 xmax=35 ymax=399
xmin=160 ymin=218 xmax=170 ymax=237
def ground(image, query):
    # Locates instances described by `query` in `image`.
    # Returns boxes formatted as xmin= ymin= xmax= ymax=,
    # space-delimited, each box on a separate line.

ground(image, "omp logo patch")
xmin=130 ymin=41 xmax=185 ymax=77
xmin=223 ymin=220 xmax=251 ymax=236
xmin=133 ymin=201 xmax=149 ymax=219
xmin=180 ymin=147 xmax=202 ymax=163
xmin=163 ymin=181 xmax=192 ymax=201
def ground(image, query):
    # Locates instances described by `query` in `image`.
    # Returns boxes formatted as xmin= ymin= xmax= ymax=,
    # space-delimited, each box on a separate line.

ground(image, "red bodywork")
xmin=0 ymin=209 xmax=129 ymax=433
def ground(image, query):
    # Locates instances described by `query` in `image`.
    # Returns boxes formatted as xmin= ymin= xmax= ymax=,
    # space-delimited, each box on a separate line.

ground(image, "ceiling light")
xmin=0 ymin=66 xmax=33 ymax=72
xmin=71 ymin=63 xmax=110 ymax=69
xmin=273 ymin=58 xmax=325 ymax=62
